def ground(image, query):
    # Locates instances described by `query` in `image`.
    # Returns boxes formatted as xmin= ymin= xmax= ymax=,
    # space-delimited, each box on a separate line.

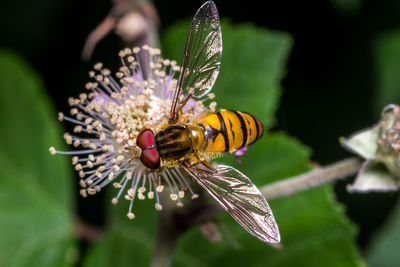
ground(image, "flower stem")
xmin=261 ymin=157 xmax=363 ymax=200
xmin=151 ymin=220 xmax=178 ymax=267
xmin=151 ymin=196 xmax=181 ymax=267
xmin=75 ymin=218 xmax=102 ymax=242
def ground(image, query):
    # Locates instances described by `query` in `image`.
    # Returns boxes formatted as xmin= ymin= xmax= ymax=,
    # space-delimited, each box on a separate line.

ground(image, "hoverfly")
xmin=135 ymin=1 xmax=280 ymax=244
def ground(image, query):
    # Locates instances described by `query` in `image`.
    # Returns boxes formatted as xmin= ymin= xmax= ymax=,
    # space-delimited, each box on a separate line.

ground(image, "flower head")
xmin=50 ymin=46 xmax=217 ymax=218
xmin=341 ymin=104 xmax=400 ymax=192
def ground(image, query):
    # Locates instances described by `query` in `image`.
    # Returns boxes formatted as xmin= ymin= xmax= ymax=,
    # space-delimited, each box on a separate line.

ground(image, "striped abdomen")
xmin=199 ymin=110 xmax=264 ymax=153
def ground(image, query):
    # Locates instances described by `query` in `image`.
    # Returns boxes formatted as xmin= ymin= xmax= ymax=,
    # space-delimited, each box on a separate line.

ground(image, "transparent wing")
xmin=181 ymin=163 xmax=281 ymax=244
xmin=170 ymin=1 xmax=222 ymax=122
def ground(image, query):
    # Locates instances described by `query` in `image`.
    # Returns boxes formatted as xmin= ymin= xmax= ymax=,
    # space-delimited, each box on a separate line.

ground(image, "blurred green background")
xmin=1 ymin=0 xmax=400 ymax=266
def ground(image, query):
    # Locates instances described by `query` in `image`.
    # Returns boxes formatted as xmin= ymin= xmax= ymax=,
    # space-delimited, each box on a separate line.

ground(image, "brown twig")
xmin=75 ymin=218 xmax=102 ymax=242
xmin=261 ymin=157 xmax=363 ymax=200
xmin=82 ymin=0 xmax=160 ymax=61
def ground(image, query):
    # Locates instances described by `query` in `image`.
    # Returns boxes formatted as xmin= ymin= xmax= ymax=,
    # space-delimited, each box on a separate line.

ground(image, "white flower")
xmin=341 ymin=104 xmax=400 ymax=192
xmin=50 ymin=46 xmax=217 ymax=218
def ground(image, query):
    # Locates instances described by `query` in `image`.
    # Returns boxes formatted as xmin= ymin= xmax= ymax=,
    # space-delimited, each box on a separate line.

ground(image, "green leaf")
xmin=328 ymin=0 xmax=363 ymax=16
xmin=0 ymin=50 xmax=77 ymax=266
xmin=173 ymin=133 xmax=364 ymax=267
xmin=217 ymin=133 xmax=311 ymax=183
xmin=83 ymin=217 xmax=154 ymax=267
xmin=162 ymin=19 xmax=293 ymax=129
xmin=83 ymin=191 xmax=159 ymax=266
xmin=374 ymin=31 xmax=400 ymax=113
xmin=368 ymin=202 xmax=400 ymax=267
xmin=83 ymin=134 xmax=364 ymax=267
xmin=83 ymin=21 xmax=362 ymax=266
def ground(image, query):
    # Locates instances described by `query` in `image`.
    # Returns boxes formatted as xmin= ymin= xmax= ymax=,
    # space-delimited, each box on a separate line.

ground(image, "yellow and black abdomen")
xmin=199 ymin=110 xmax=264 ymax=153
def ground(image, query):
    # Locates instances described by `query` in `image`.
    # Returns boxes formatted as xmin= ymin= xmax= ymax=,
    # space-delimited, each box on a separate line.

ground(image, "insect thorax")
xmin=155 ymin=124 xmax=205 ymax=161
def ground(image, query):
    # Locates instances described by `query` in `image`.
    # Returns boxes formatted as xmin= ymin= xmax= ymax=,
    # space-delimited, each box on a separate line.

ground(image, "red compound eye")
xmin=137 ymin=129 xmax=155 ymax=149
xmin=140 ymin=148 xmax=160 ymax=169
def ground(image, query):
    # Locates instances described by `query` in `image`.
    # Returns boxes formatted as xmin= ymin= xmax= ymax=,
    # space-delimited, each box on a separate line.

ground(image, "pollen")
xmin=155 ymin=203 xmax=163 ymax=211
xmin=127 ymin=212 xmax=135 ymax=220
xmin=49 ymin=146 xmax=56 ymax=155
xmin=156 ymin=185 xmax=164 ymax=192
xmin=58 ymin=112 xmax=64 ymax=121
xmin=138 ymin=186 xmax=146 ymax=193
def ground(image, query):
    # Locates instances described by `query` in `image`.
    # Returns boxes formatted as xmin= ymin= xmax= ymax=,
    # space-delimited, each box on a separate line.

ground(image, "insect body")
xmin=200 ymin=110 xmax=264 ymax=152
xmin=138 ymin=110 xmax=264 ymax=169
xmin=136 ymin=1 xmax=280 ymax=244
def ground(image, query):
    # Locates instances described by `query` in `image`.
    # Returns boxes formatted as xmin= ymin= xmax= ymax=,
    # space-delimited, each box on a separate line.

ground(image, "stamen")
xmin=114 ymin=176 xmax=129 ymax=201
xmin=49 ymin=147 xmax=56 ymax=155
xmin=52 ymin=45 xmax=213 ymax=220
xmin=50 ymin=148 xmax=102 ymax=155
xmin=126 ymin=169 xmax=142 ymax=218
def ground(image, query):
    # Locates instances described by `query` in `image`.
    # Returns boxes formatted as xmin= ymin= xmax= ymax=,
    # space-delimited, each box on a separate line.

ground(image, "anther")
xmin=138 ymin=187 xmax=146 ymax=193
xmin=113 ymin=182 xmax=122 ymax=188
xmin=80 ymin=189 xmax=87 ymax=197
xmin=79 ymin=180 xmax=86 ymax=188
xmin=72 ymin=156 xmax=79 ymax=165
xmin=156 ymin=185 xmax=164 ymax=192
xmin=94 ymin=62 xmax=103 ymax=70
xmin=49 ymin=147 xmax=56 ymax=155
xmin=88 ymin=188 xmax=97 ymax=195
xmin=58 ymin=112 xmax=64 ymax=121
xmin=75 ymin=164 xmax=83 ymax=171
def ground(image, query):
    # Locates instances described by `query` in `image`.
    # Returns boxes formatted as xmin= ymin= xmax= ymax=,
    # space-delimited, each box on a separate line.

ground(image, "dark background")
xmin=1 ymin=0 xmax=399 ymax=252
